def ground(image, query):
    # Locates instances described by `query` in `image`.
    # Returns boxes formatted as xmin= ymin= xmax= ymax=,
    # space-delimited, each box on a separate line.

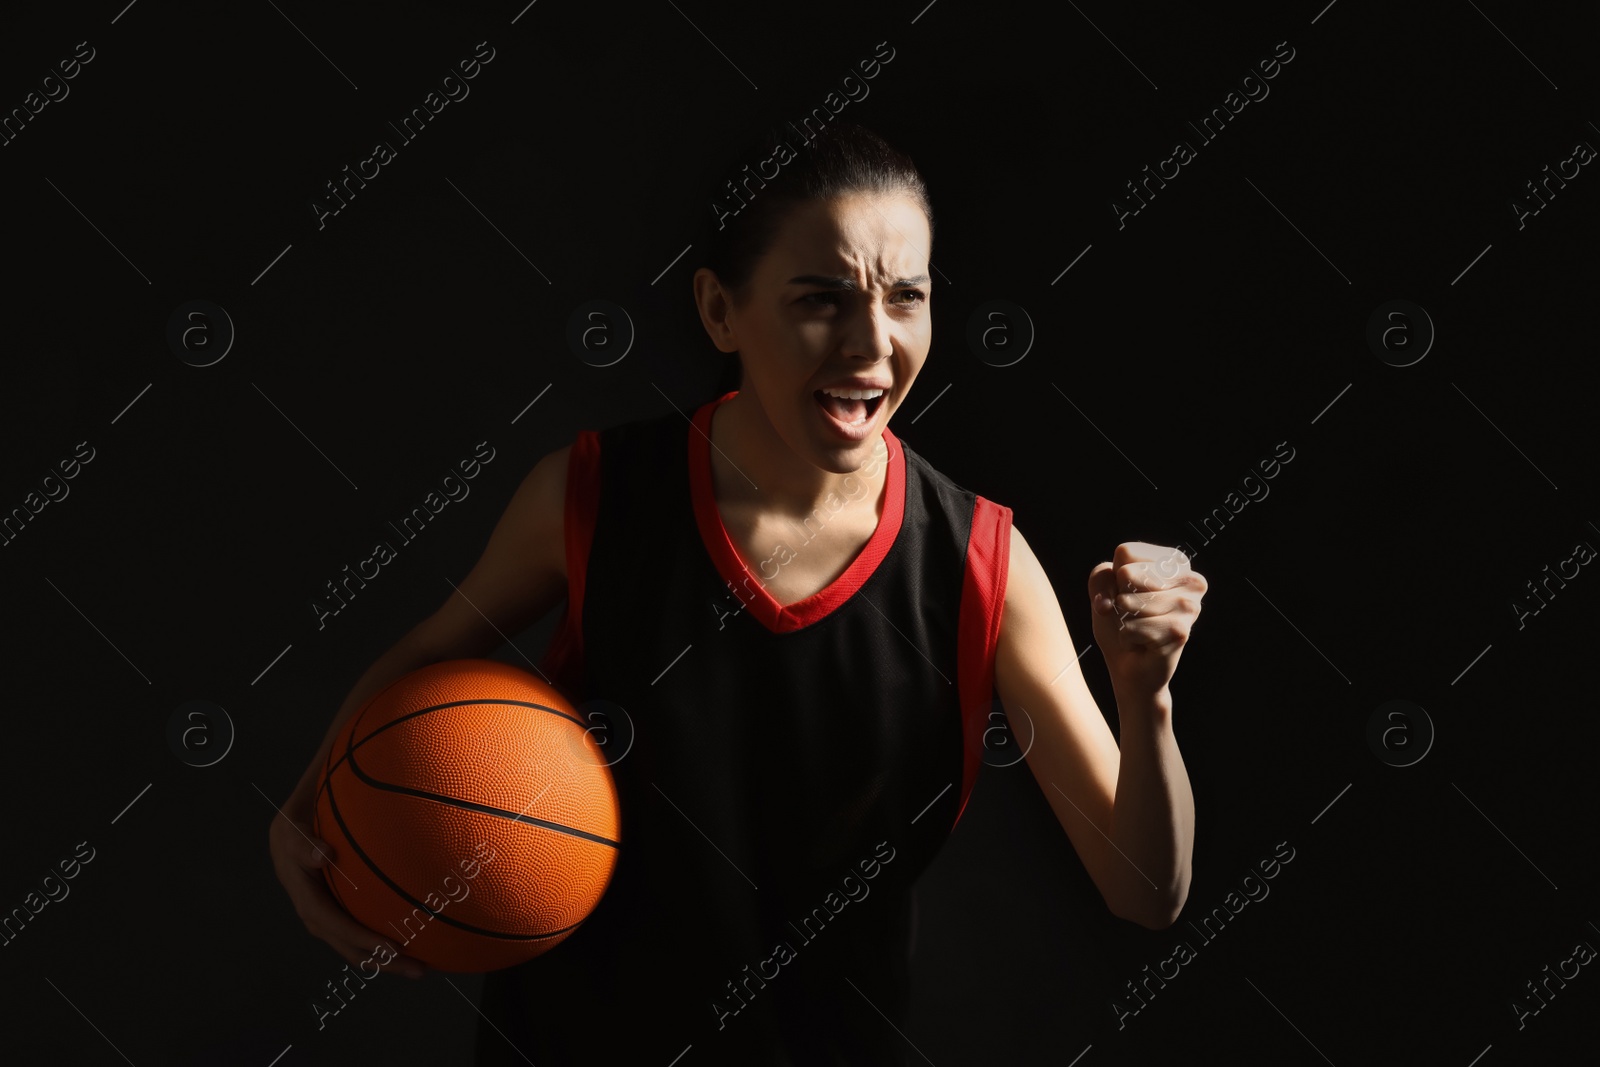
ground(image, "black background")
xmin=2 ymin=0 xmax=1596 ymax=1063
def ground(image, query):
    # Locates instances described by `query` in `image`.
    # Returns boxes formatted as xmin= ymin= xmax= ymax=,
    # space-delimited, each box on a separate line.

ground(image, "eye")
xmin=800 ymin=289 xmax=926 ymax=308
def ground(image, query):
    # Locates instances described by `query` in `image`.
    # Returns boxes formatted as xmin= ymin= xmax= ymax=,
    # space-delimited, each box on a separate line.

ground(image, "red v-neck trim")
xmin=689 ymin=390 xmax=905 ymax=634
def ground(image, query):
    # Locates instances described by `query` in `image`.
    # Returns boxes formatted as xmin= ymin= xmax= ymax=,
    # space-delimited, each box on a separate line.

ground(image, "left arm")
xmin=992 ymin=529 xmax=1204 ymax=929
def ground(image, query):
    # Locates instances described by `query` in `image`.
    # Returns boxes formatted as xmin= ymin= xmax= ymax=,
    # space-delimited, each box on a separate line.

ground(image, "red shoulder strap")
xmin=954 ymin=495 xmax=1013 ymax=829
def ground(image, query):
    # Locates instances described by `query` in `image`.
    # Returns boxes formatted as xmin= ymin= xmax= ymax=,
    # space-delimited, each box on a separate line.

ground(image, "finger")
xmin=295 ymin=831 xmax=364 ymax=897
xmin=390 ymin=953 xmax=428 ymax=979
xmin=329 ymin=938 xmax=429 ymax=980
xmin=272 ymin=810 xmax=333 ymax=868
xmin=307 ymin=842 xmax=337 ymax=870
xmin=297 ymin=871 xmax=430 ymax=979
xmin=1147 ymin=545 xmax=1191 ymax=579
xmin=312 ymin=905 xmax=428 ymax=978
xmin=303 ymin=835 xmax=333 ymax=868
xmin=1112 ymin=542 xmax=1163 ymax=568
xmin=350 ymin=941 xmax=430 ymax=980
xmin=1087 ymin=562 xmax=1118 ymax=613
xmin=1111 ymin=588 xmax=1192 ymax=618
xmin=1116 ymin=561 xmax=1185 ymax=593
xmin=348 ymin=934 xmax=430 ymax=980
xmin=1113 ymin=542 xmax=1189 ymax=571
xmin=391 ymin=953 xmax=430 ymax=979
xmin=1111 ymin=547 xmax=1192 ymax=595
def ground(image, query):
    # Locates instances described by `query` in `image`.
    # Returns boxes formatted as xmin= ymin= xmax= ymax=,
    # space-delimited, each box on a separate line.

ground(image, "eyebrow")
xmin=787 ymin=274 xmax=930 ymax=290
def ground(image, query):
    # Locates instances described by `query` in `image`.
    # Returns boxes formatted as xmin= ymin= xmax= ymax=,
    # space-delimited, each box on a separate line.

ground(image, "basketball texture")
xmin=313 ymin=658 xmax=621 ymax=973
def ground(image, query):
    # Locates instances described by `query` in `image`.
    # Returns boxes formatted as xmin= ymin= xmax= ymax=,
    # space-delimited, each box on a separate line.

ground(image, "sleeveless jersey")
xmin=475 ymin=390 xmax=1012 ymax=1065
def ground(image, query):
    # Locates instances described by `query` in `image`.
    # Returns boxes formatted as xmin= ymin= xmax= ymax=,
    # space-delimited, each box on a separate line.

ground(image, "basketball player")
xmin=270 ymin=121 xmax=1205 ymax=1064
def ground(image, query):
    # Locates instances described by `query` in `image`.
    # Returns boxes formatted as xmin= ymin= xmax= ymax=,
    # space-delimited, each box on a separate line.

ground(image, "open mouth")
xmin=813 ymin=390 xmax=886 ymax=427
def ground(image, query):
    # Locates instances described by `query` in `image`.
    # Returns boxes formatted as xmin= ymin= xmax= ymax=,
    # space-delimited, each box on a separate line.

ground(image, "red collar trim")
xmin=688 ymin=390 xmax=905 ymax=633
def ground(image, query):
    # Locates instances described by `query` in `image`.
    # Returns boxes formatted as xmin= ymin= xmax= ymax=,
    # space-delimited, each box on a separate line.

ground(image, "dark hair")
xmin=700 ymin=121 xmax=934 ymax=394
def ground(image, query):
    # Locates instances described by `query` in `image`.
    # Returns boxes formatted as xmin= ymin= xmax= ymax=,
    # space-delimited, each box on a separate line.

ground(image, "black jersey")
xmin=475 ymin=390 xmax=1011 ymax=1065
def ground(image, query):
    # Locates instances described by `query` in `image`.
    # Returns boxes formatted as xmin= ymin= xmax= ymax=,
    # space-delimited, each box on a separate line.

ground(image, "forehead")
xmin=763 ymin=193 xmax=930 ymax=277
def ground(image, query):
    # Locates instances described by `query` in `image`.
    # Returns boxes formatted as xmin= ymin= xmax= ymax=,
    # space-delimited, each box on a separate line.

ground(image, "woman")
xmin=270 ymin=120 xmax=1204 ymax=1064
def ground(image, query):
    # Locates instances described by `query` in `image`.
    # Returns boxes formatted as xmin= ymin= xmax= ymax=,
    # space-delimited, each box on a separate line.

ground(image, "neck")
xmin=710 ymin=391 xmax=887 ymax=521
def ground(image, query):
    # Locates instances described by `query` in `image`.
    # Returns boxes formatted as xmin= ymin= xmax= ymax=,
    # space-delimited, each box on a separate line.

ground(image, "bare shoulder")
xmin=1001 ymin=523 xmax=1059 ymax=628
xmin=408 ymin=443 xmax=573 ymax=659
xmin=512 ymin=443 xmax=573 ymax=581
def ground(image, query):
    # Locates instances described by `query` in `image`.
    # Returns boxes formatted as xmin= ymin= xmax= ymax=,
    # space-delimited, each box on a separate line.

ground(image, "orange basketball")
xmin=313 ymin=658 xmax=620 ymax=973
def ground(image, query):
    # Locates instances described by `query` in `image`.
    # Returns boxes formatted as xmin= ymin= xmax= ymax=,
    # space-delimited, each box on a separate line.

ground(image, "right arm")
xmin=269 ymin=443 xmax=573 ymax=976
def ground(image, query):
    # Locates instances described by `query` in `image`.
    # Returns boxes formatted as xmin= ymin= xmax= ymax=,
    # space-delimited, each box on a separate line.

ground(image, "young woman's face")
xmin=718 ymin=192 xmax=933 ymax=475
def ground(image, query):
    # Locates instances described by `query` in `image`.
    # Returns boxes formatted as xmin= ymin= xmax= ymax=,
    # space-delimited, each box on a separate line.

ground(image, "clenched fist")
xmin=1088 ymin=542 xmax=1207 ymax=697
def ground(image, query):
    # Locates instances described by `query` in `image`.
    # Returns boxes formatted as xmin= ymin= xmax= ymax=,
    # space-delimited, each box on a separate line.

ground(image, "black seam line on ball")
xmin=325 ymin=779 xmax=586 ymax=942
xmin=321 ymin=695 xmax=620 ymax=848
xmin=341 ymin=732 xmax=622 ymax=850
xmin=325 ymin=697 xmax=589 ymax=780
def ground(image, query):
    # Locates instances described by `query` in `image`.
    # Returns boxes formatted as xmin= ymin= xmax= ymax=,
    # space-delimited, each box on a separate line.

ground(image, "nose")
xmin=839 ymin=298 xmax=895 ymax=365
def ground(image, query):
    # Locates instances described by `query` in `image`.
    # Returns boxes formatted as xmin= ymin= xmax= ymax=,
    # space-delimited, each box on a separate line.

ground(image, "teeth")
xmin=819 ymin=387 xmax=885 ymax=400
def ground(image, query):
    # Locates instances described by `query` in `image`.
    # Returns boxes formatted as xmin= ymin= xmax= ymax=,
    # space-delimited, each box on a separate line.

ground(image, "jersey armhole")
xmin=953 ymin=495 xmax=1013 ymax=830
